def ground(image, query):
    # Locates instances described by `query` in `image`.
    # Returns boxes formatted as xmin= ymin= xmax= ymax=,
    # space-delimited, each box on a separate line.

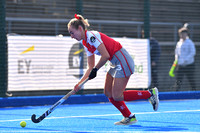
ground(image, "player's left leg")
xmin=174 ymin=66 xmax=184 ymax=91
xmin=104 ymin=73 xmax=136 ymax=125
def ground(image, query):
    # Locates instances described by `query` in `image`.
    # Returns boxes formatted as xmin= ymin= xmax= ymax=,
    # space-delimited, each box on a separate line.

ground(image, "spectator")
xmin=142 ymin=30 xmax=161 ymax=89
xmin=173 ymin=26 xmax=196 ymax=91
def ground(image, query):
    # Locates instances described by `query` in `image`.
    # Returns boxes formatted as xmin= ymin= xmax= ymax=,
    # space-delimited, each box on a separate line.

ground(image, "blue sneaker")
xmin=148 ymin=87 xmax=159 ymax=111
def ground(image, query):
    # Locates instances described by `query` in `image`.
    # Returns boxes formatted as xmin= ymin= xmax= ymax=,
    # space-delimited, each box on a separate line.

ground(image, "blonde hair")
xmin=68 ymin=14 xmax=90 ymax=30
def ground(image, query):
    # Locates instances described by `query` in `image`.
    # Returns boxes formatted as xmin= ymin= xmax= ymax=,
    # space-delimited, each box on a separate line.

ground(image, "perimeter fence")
xmin=0 ymin=0 xmax=199 ymax=96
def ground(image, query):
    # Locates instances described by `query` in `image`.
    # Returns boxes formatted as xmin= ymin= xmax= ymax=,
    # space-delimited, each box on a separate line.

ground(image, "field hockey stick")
xmin=169 ymin=59 xmax=178 ymax=77
xmin=31 ymin=78 xmax=89 ymax=123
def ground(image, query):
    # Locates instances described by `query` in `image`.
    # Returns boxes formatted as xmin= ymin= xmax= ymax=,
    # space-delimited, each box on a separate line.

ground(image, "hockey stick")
xmin=31 ymin=78 xmax=89 ymax=123
xmin=169 ymin=59 xmax=178 ymax=77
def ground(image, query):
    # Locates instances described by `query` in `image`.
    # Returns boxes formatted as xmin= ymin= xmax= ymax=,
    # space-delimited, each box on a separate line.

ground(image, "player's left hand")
xmin=89 ymin=68 xmax=98 ymax=80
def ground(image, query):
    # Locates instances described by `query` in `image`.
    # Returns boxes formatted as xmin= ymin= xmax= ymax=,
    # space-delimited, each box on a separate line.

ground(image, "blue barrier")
xmin=0 ymin=91 xmax=200 ymax=108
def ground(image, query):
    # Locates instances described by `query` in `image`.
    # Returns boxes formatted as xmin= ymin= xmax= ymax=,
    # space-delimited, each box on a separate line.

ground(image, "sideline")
xmin=0 ymin=91 xmax=200 ymax=108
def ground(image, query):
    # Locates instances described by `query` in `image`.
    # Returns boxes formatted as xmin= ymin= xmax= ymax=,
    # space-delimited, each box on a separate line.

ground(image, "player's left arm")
xmin=87 ymin=31 xmax=110 ymax=80
xmin=95 ymin=43 xmax=110 ymax=70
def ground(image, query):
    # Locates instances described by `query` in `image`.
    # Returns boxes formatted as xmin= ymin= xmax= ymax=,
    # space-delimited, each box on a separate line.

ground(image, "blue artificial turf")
xmin=0 ymin=99 xmax=200 ymax=132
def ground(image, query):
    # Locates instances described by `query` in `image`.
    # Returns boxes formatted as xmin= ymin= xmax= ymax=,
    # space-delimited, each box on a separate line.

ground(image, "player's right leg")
xmin=122 ymin=88 xmax=159 ymax=111
xmin=111 ymin=76 xmax=138 ymax=125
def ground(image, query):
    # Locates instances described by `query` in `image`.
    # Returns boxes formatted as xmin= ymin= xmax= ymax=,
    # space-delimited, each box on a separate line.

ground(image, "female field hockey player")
xmin=68 ymin=14 xmax=159 ymax=125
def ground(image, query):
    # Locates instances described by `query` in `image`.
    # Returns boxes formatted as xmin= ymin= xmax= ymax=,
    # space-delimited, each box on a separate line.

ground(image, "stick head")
xmin=169 ymin=72 xmax=175 ymax=77
xmin=31 ymin=114 xmax=40 ymax=123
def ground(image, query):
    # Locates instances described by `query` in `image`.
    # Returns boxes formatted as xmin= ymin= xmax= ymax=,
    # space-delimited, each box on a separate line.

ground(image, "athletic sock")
xmin=109 ymin=97 xmax=131 ymax=117
xmin=129 ymin=113 xmax=134 ymax=117
xmin=123 ymin=90 xmax=151 ymax=101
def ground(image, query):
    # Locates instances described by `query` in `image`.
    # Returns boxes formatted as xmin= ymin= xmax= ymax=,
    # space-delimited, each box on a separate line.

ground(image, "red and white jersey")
xmin=81 ymin=30 xmax=122 ymax=60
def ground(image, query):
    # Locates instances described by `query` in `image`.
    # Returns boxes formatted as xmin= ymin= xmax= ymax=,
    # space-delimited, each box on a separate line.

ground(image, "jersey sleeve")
xmin=88 ymin=31 xmax=103 ymax=48
xmin=84 ymin=46 xmax=93 ymax=56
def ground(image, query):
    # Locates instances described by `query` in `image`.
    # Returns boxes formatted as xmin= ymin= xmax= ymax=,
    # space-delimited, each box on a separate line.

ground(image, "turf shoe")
xmin=114 ymin=115 xmax=137 ymax=125
xmin=148 ymin=87 xmax=159 ymax=111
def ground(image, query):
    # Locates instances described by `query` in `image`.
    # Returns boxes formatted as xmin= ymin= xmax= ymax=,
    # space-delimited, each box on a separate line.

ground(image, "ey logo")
xmin=18 ymin=45 xmax=34 ymax=74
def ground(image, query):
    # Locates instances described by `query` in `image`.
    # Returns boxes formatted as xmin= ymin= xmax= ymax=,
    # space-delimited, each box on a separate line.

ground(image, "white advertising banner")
xmin=8 ymin=35 xmax=150 ymax=91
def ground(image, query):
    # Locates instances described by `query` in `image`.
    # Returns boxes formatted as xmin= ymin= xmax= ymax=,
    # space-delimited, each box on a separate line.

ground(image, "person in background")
xmin=142 ymin=30 xmax=161 ymax=89
xmin=68 ymin=14 xmax=159 ymax=125
xmin=174 ymin=26 xmax=196 ymax=91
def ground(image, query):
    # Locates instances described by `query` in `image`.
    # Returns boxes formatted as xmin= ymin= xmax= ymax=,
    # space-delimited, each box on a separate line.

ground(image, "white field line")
xmin=0 ymin=109 xmax=200 ymax=122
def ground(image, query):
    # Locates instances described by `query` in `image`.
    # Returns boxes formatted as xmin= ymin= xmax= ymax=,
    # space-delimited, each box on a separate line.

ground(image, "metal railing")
xmin=6 ymin=17 xmax=200 ymax=44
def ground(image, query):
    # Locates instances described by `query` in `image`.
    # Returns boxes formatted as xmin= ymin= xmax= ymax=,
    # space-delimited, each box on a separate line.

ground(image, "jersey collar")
xmin=84 ymin=30 xmax=88 ymax=41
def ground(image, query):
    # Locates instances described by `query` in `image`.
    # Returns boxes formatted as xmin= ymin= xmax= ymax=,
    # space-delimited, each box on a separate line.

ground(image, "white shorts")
xmin=108 ymin=48 xmax=134 ymax=78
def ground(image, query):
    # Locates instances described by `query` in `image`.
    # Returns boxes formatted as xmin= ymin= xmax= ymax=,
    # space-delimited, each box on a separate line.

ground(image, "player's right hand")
xmin=73 ymin=84 xmax=81 ymax=93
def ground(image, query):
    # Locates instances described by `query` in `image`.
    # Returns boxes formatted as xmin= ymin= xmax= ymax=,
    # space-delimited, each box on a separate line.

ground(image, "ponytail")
xmin=178 ymin=23 xmax=189 ymax=34
xmin=68 ymin=14 xmax=90 ymax=30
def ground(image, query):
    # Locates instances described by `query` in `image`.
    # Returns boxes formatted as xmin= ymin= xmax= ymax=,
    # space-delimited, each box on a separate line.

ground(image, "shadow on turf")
xmin=129 ymin=125 xmax=188 ymax=131
xmin=140 ymin=120 xmax=200 ymax=126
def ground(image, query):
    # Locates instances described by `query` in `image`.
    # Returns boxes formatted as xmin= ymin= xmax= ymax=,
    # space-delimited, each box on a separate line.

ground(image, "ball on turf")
xmin=20 ymin=121 xmax=26 ymax=128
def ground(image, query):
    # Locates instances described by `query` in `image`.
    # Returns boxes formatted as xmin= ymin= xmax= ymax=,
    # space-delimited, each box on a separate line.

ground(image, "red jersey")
xmin=81 ymin=30 xmax=122 ymax=60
